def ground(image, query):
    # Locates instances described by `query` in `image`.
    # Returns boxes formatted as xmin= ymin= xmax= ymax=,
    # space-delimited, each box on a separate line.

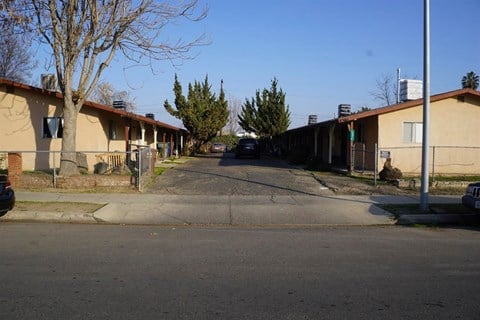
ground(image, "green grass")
xmin=432 ymin=175 xmax=480 ymax=182
xmin=401 ymin=175 xmax=480 ymax=182
xmin=154 ymin=167 xmax=167 ymax=176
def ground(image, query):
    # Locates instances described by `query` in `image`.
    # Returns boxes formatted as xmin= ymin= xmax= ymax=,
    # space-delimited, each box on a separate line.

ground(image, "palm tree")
xmin=461 ymin=71 xmax=479 ymax=90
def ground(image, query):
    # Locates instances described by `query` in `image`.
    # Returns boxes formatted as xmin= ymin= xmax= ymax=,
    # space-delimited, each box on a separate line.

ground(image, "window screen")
xmin=403 ymin=122 xmax=423 ymax=143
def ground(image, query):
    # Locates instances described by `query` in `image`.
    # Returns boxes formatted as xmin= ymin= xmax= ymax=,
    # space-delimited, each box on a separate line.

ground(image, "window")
xmin=403 ymin=122 xmax=423 ymax=143
xmin=109 ymin=120 xmax=117 ymax=140
xmin=43 ymin=117 xmax=63 ymax=138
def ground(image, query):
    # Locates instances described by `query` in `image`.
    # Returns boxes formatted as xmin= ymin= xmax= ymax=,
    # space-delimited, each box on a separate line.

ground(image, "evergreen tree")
xmin=238 ymin=78 xmax=291 ymax=138
xmin=164 ymin=75 xmax=228 ymax=153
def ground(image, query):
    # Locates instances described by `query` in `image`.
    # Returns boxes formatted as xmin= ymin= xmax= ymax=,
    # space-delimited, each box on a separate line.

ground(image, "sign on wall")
xmin=380 ymin=150 xmax=391 ymax=158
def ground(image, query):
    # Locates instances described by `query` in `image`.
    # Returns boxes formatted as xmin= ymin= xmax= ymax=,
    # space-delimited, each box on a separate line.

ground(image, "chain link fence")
xmin=352 ymin=144 xmax=480 ymax=183
xmin=0 ymin=146 xmax=156 ymax=191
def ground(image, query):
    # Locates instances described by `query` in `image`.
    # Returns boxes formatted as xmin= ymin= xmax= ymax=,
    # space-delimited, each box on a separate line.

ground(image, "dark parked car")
xmin=461 ymin=182 xmax=480 ymax=210
xmin=235 ymin=138 xmax=260 ymax=159
xmin=0 ymin=175 xmax=15 ymax=216
xmin=210 ymin=143 xmax=227 ymax=153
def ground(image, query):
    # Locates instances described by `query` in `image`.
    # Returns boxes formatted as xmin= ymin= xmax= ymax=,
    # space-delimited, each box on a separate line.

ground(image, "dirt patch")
xmin=14 ymin=201 xmax=105 ymax=213
xmin=313 ymin=172 xmax=466 ymax=196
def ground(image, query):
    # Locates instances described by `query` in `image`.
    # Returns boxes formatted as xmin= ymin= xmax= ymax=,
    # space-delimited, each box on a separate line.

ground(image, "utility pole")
xmin=420 ymin=0 xmax=430 ymax=211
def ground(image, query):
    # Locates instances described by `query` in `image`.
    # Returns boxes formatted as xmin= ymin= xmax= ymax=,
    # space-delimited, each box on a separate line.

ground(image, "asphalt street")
xmin=1 ymin=223 xmax=479 ymax=319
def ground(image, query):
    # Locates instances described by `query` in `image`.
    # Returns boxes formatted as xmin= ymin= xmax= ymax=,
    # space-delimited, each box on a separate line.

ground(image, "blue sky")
xmin=35 ymin=0 xmax=480 ymax=129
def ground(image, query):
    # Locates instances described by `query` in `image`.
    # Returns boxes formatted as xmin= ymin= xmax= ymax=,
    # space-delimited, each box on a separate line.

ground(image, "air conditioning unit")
xmin=400 ymin=80 xmax=423 ymax=102
xmin=113 ymin=100 xmax=126 ymax=109
xmin=338 ymin=104 xmax=351 ymax=117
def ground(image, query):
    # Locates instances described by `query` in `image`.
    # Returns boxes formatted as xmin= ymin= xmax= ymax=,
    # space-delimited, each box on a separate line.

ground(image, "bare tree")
xmin=370 ymin=74 xmax=397 ymax=106
xmin=0 ymin=19 xmax=36 ymax=83
xmin=224 ymin=96 xmax=241 ymax=134
xmin=91 ymin=82 xmax=115 ymax=106
xmin=2 ymin=0 xmax=207 ymax=175
xmin=92 ymin=81 xmax=136 ymax=112
xmin=115 ymin=90 xmax=136 ymax=112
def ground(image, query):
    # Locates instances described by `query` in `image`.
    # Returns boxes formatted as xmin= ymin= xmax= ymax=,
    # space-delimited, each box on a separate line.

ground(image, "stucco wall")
xmin=0 ymin=85 xmax=59 ymax=170
xmin=378 ymin=97 xmax=480 ymax=174
xmin=0 ymin=85 xmax=127 ymax=171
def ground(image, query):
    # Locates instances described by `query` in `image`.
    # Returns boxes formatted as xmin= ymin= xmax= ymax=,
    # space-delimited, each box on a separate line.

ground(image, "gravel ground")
xmin=312 ymin=171 xmax=466 ymax=196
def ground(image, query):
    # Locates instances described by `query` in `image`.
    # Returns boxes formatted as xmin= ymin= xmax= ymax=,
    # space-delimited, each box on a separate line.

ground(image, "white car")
xmin=461 ymin=182 xmax=480 ymax=210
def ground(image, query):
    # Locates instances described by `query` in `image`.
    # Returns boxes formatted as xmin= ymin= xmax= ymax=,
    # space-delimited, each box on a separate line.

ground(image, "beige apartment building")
xmin=0 ymin=78 xmax=185 ymax=172
xmin=283 ymin=88 xmax=480 ymax=175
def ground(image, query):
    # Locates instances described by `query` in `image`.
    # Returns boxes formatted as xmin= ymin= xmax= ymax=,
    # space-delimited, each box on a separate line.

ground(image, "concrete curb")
xmin=2 ymin=211 xmax=97 ymax=223
xmin=397 ymin=213 xmax=480 ymax=225
xmin=6 ymin=191 xmax=477 ymax=227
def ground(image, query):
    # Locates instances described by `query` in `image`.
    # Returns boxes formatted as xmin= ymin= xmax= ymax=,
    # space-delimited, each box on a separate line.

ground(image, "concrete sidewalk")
xmin=1 ymin=191 xmax=475 ymax=226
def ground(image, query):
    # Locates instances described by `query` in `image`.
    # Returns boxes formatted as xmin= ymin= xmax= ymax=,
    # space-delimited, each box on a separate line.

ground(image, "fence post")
xmin=351 ymin=144 xmax=355 ymax=172
xmin=53 ymin=151 xmax=57 ymax=188
xmin=374 ymin=143 xmax=378 ymax=186
xmin=431 ymin=146 xmax=436 ymax=183
xmin=362 ymin=143 xmax=366 ymax=174
xmin=147 ymin=148 xmax=152 ymax=174
xmin=138 ymin=148 xmax=142 ymax=192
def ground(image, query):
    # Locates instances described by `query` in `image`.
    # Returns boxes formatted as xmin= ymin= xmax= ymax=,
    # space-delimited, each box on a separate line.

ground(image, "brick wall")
xmin=7 ymin=151 xmax=139 ymax=191
xmin=7 ymin=153 xmax=22 ymax=187
xmin=19 ymin=173 xmax=53 ymax=188
xmin=17 ymin=172 xmax=134 ymax=190
xmin=55 ymin=175 xmax=133 ymax=189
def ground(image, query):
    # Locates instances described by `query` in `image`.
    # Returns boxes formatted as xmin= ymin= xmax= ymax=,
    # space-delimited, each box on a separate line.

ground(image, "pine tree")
xmin=164 ymin=75 xmax=229 ymax=153
xmin=238 ymin=78 xmax=291 ymax=138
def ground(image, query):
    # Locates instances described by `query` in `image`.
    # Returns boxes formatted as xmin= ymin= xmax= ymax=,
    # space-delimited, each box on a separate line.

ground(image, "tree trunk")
xmin=59 ymin=99 xmax=79 ymax=176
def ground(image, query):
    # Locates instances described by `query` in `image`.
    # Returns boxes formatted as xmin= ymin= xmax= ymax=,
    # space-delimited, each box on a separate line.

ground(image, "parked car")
xmin=461 ymin=182 xmax=480 ymax=210
xmin=210 ymin=143 xmax=227 ymax=153
xmin=235 ymin=138 xmax=260 ymax=159
xmin=0 ymin=175 xmax=15 ymax=216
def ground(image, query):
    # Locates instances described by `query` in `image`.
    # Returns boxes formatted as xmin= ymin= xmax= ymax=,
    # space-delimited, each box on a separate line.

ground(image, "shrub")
xmin=379 ymin=158 xmax=403 ymax=181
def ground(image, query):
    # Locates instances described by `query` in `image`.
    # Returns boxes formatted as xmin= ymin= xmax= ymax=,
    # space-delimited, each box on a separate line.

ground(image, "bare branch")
xmin=370 ymin=74 xmax=396 ymax=106
xmin=3 ymin=0 xmax=208 ymax=176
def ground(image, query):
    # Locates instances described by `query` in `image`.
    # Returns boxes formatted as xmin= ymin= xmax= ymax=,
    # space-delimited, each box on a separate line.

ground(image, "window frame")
xmin=109 ymin=120 xmax=117 ymax=140
xmin=403 ymin=121 xmax=423 ymax=144
xmin=42 ymin=117 xmax=64 ymax=139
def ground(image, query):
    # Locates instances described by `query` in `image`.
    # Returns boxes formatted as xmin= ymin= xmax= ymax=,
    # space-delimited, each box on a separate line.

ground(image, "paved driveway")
xmin=147 ymin=153 xmax=333 ymax=196
xmin=8 ymin=154 xmax=397 ymax=225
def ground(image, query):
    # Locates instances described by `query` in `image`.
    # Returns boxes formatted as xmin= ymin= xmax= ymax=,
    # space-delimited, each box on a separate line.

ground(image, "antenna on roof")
xmin=396 ymin=68 xmax=401 ymax=104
